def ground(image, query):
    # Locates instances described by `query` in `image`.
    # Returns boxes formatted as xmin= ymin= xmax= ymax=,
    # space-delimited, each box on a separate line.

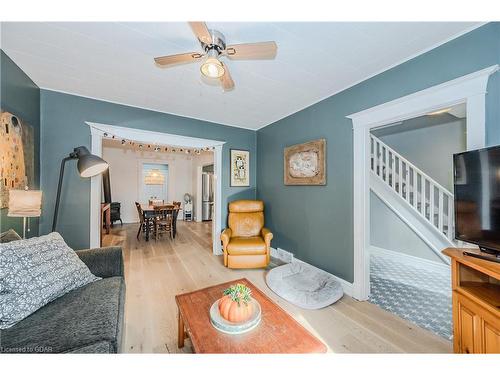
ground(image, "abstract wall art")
xmin=284 ymin=139 xmax=326 ymax=185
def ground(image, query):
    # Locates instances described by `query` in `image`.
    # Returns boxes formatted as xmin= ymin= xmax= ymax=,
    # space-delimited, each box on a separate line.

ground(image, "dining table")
xmin=140 ymin=203 xmax=180 ymax=241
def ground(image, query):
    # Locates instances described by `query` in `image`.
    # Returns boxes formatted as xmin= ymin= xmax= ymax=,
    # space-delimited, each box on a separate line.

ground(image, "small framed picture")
xmin=230 ymin=149 xmax=250 ymax=187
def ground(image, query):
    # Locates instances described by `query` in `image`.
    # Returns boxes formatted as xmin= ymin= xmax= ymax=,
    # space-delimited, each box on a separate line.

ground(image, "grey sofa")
xmin=0 ymin=246 xmax=125 ymax=354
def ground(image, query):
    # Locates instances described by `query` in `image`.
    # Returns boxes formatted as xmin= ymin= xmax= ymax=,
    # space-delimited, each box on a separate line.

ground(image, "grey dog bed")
xmin=265 ymin=262 xmax=343 ymax=309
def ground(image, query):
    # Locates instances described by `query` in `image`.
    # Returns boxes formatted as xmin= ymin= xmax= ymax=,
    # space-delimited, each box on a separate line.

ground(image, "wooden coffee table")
xmin=175 ymin=278 xmax=327 ymax=353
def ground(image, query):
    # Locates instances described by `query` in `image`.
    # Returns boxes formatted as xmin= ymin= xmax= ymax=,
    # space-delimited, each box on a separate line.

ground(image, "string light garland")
xmin=100 ymin=131 xmax=216 ymax=155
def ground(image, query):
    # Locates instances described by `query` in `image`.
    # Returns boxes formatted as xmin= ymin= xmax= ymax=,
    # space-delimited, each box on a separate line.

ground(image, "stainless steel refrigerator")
xmin=202 ymin=173 xmax=214 ymax=221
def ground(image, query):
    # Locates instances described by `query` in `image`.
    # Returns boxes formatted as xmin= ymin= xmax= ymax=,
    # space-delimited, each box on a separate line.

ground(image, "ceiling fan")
xmin=154 ymin=22 xmax=278 ymax=91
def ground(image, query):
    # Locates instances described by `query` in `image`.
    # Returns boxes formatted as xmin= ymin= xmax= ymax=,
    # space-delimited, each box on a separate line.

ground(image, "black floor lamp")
xmin=52 ymin=146 xmax=109 ymax=232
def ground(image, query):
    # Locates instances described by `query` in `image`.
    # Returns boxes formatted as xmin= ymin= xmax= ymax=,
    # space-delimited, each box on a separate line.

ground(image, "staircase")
xmin=370 ymin=134 xmax=456 ymax=263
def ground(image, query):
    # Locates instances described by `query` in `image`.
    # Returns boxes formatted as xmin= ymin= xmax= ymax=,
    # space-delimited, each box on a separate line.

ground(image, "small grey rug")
xmin=265 ymin=262 xmax=343 ymax=309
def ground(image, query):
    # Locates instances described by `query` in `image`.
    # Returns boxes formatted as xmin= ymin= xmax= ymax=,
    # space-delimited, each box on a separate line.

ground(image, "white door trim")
xmin=347 ymin=64 xmax=498 ymax=301
xmin=86 ymin=122 xmax=225 ymax=255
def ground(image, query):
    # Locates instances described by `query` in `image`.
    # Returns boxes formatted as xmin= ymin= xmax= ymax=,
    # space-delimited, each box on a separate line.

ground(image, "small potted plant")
xmin=218 ymin=283 xmax=254 ymax=323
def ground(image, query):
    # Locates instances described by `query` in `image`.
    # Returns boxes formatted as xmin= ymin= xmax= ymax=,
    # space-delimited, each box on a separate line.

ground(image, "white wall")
xmin=370 ymin=192 xmax=445 ymax=263
xmin=376 ymin=119 xmax=466 ymax=190
xmin=103 ymin=142 xmax=212 ymax=223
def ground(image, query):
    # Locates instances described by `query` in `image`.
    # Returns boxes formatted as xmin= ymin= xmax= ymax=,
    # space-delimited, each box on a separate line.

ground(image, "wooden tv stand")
xmin=443 ymin=248 xmax=500 ymax=353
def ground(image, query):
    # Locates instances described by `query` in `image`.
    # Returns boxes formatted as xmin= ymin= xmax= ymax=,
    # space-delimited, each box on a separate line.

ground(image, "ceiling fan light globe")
xmin=200 ymin=57 xmax=225 ymax=79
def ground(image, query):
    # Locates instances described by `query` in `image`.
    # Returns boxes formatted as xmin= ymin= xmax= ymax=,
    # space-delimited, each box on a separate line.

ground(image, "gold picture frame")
xmin=0 ymin=111 xmax=35 ymax=208
xmin=284 ymin=139 xmax=326 ymax=185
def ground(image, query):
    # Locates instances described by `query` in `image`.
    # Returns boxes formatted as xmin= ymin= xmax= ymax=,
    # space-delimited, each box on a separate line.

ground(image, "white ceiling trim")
xmin=42 ymin=88 xmax=258 ymax=131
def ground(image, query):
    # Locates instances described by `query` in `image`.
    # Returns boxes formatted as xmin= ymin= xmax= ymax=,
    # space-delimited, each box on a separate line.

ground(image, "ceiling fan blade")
xmin=154 ymin=52 xmax=203 ymax=67
xmin=225 ymin=41 xmax=277 ymax=60
xmin=220 ymin=63 xmax=234 ymax=91
xmin=189 ymin=22 xmax=212 ymax=44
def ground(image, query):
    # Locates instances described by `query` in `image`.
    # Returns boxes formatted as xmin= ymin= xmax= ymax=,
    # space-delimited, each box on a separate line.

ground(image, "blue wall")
xmin=256 ymin=23 xmax=500 ymax=282
xmin=0 ymin=50 xmax=41 ymax=236
xmin=40 ymin=90 xmax=256 ymax=249
xmin=4 ymin=23 xmax=499 ymax=273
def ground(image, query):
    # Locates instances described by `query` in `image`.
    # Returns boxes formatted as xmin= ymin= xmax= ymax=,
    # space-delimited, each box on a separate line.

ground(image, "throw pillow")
xmin=0 ymin=229 xmax=22 ymax=243
xmin=0 ymin=232 xmax=101 ymax=329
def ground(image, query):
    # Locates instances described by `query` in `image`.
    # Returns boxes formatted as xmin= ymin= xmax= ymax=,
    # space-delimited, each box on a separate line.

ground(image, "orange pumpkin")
xmin=218 ymin=284 xmax=254 ymax=323
xmin=218 ymin=295 xmax=253 ymax=323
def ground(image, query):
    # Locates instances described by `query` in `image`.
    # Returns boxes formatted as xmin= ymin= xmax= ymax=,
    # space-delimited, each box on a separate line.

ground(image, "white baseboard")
xmin=270 ymin=247 xmax=294 ymax=263
xmin=369 ymin=245 xmax=450 ymax=274
xmin=270 ymin=247 xmax=354 ymax=296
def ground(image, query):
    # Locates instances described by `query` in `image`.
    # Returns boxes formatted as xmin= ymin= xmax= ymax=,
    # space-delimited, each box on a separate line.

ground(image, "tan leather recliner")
xmin=220 ymin=200 xmax=273 ymax=269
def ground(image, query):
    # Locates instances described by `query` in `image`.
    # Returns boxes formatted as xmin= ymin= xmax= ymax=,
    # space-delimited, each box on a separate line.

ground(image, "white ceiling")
xmin=0 ymin=22 xmax=481 ymax=130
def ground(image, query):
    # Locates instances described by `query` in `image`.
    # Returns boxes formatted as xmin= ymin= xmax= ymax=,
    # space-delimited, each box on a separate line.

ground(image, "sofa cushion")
xmin=0 ymin=232 xmax=100 ymax=329
xmin=0 ymin=229 xmax=22 ymax=243
xmin=226 ymin=236 xmax=267 ymax=255
xmin=1 ymin=276 xmax=125 ymax=353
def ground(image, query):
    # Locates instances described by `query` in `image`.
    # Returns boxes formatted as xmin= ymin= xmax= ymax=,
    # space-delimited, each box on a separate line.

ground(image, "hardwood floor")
xmin=102 ymin=221 xmax=452 ymax=353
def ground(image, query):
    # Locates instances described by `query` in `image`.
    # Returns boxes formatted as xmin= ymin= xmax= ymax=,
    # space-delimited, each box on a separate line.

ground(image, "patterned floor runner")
xmin=369 ymin=254 xmax=452 ymax=340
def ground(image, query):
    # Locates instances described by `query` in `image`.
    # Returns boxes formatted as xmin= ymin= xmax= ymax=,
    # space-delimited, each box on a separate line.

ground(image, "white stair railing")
xmin=370 ymin=134 xmax=454 ymax=241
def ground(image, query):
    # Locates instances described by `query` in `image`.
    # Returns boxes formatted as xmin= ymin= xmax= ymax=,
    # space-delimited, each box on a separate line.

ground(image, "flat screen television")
xmin=454 ymin=145 xmax=500 ymax=255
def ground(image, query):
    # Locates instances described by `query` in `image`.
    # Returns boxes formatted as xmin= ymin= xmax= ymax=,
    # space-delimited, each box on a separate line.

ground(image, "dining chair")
xmin=135 ymin=202 xmax=154 ymax=240
xmin=172 ymin=202 xmax=181 ymax=238
xmin=153 ymin=204 xmax=174 ymax=241
xmin=135 ymin=202 xmax=145 ymax=240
